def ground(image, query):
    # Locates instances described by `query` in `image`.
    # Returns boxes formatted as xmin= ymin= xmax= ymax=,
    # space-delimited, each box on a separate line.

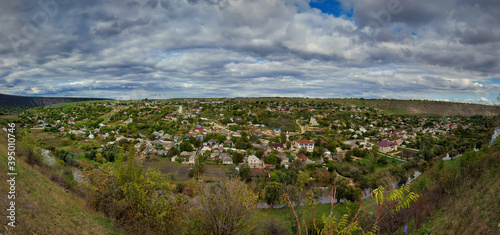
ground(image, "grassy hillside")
xmin=332 ymin=98 xmax=500 ymax=116
xmin=424 ymin=152 xmax=500 ymax=234
xmin=174 ymin=97 xmax=500 ymax=116
xmin=390 ymin=145 xmax=500 ymax=234
xmin=0 ymin=130 xmax=123 ymax=234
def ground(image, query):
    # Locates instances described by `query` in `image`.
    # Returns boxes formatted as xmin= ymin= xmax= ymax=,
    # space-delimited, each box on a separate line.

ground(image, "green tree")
xmin=168 ymin=147 xmax=180 ymax=158
xmin=239 ymin=164 xmax=251 ymax=182
xmin=232 ymin=152 xmax=245 ymax=165
xmin=264 ymin=182 xmax=283 ymax=208
xmin=17 ymin=130 xmax=43 ymax=166
xmin=180 ymin=141 xmax=194 ymax=152
xmin=263 ymin=154 xmax=280 ymax=165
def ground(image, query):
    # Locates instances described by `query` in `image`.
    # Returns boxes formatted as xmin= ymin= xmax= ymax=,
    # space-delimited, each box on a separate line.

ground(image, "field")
xmin=144 ymin=159 xmax=191 ymax=181
xmin=31 ymin=130 xmax=90 ymax=157
xmin=0 ymin=115 xmax=19 ymax=120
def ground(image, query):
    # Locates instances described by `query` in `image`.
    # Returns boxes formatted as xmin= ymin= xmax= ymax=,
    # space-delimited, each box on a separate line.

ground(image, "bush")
xmin=83 ymin=159 xmax=188 ymax=234
xmin=18 ymin=132 xmax=43 ymax=166
xmin=175 ymin=183 xmax=184 ymax=194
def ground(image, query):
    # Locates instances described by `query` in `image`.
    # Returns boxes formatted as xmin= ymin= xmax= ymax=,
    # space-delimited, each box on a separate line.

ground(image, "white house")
xmin=189 ymin=156 xmax=196 ymax=164
xmin=247 ymin=155 xmax=264 ymax=168
xmin=295 ymin=139 xmax=314 ymax=152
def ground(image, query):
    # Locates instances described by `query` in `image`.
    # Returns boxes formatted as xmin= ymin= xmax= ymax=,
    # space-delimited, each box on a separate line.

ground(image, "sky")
xmin=0 ymin=0 xmax=499 ymax=104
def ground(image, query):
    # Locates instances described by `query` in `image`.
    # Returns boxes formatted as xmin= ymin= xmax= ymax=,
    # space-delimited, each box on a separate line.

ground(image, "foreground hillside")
xmin=0 ymin=130 xmax=123 ymax=234
xmin=423 ymin=149 xmax=500 ymax=234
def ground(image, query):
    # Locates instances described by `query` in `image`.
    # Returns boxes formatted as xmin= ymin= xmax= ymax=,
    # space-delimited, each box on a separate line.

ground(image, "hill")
xmin=181 ymin=97 xmax=500 ymax=116
xmin=0 ymin=130 xmax=123 ymax=234
xmin=335 ymin=99 xmax=500 ymax=116
xmin=0 ymin=93 xmax=110 ymax=109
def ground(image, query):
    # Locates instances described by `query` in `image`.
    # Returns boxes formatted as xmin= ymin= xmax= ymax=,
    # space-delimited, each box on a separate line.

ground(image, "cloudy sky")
xmin=1 ymin=0 xmax=499 ymax=103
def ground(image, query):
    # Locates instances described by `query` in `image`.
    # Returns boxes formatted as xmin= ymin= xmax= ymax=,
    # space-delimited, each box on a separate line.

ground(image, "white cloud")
xmin=0 ymin=0 xmax=498 ymax=103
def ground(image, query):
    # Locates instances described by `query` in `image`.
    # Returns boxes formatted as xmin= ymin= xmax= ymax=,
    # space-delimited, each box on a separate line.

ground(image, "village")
xmin=17 ymin=98 xmax=489 ymax=194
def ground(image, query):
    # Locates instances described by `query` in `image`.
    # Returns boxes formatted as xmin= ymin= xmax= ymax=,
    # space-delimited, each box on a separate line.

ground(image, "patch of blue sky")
xmin=309 ymin=0 xmax=353 ymax=18
xmin=478 ymin=78 xmax=500 ymax=85
xmin=255 ymin=59 xmax=268 ymax=64
xmin=154 ymin=49 xmax=184 ymax=59
xmin=393 ymin=27 xmax=404 ymax=33
xmin=371 ymin=67 xmax=396 ymax=72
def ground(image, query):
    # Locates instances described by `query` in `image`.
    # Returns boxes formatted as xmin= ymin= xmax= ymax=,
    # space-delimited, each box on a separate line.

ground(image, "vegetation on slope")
xmin=0 ymin=130 xmax=123 ymax=235
xmin=408 ymin=144 xmax=500 ymax=234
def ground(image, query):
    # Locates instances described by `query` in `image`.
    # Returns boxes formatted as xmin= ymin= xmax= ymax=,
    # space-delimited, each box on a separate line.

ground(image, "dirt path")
xmin=296 ymin=119 xmax=306 ymax=133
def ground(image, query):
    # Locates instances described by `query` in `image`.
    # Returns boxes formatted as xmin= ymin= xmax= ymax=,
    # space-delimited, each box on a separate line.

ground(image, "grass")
xmin=0 ymin=131 xmax=124 ymax=234
xmin=0 ymin=115 xmax=19 ymax=120
xmin=425 ymin=157 xmax=500 ymax=234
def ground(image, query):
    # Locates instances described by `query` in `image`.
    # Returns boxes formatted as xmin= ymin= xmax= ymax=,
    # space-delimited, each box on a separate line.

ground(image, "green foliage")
xmin=263 ymin=154 xmax=281 ymax=164
xmin=318 ymin=185 xmax=419 ymax=235
xmin=101 ymin=144 xmax=119 ymax=162
xmin=167 ymin=147 xmax=180 ymax=157
xmin=239 ymin=164 xmax=251 ymax=181
xmin=55 ymin=149 xmax=78 ymax=166
xmin=18 ymin=130 xmax=43 ymax=166
xmin=232 ymin=151 xmax=245 ymax=165
xmin=264 ymin=182 xmax=283 ymax=208
xmin=83 ymin=159 xmax=188 ymax=234
xmin=180 ymin=141 xmax=194 ymax=152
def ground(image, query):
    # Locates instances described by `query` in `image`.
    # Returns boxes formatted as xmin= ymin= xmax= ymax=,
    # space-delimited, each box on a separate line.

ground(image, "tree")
xmin=280 ymin=132 xmax=287 ymax=143
xmin=179 ymin=141 xmax=194 ymax=152
xmin=239 ymin=164 xmax=251 ymax=182
xmin=226 ymin=164 xmax=239 ymax=179
xmin=101 ymin=144 xmax=119 ymax=162
xmin=168 ymin=147 xmax=180 ymax=158
xmin=18 ymin=130 xmax=43 ymax=166
xmin=286 ymin=141 xmax=292 ymax=150
xmin=263 ymin=154 xmax=280 ymax=165
xmin=264 ymin=182 xmax=283 ymax=208
xmin=232 ymin=152 xmax=245 ymax=165
xmin=192 ymin=179 xmax=258 ymax=234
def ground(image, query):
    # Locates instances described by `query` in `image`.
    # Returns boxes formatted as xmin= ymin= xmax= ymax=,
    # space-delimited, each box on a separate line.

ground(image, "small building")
xmin=272 ymin=143 xmax=284 ymax=150
xmin=297 ymin=153 xmax=308 ymax=160
xmin=222 ymin=156 xmax=233 ymax=165
xmin=189 ymin=156 xmax=196 ymax=164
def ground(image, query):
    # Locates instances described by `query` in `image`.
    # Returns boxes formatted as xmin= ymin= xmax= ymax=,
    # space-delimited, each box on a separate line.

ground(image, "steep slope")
xmin=426 ymin=155 xmax=500 ymax=234
xmin=335 ymin=99 xmax=500 ymax=116
xmin=0 ymin=93 xmax=109 ymax=108
xmin=0 ymin=130 xmax=123 ymax=234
